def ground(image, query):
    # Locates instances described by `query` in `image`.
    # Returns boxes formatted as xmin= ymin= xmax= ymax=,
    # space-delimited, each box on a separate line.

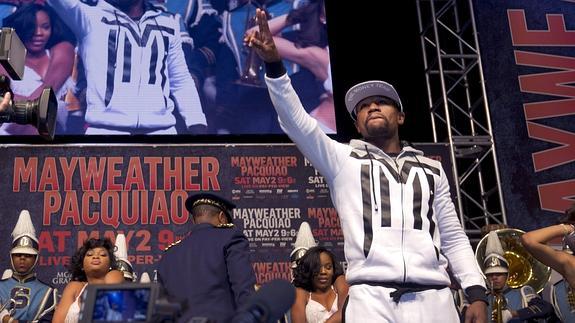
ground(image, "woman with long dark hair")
xmin=291 ymin=246 xmax=348 ymax=323
xmin=0 ymin=3 xmax=76 ymax=135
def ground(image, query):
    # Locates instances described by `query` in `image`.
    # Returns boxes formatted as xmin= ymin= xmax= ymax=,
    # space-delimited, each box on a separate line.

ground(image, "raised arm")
xmin=521 ymin=224 xmax=575 ymax=280
xmin=290 ymin=287 xmax=308 ymax=323
xmin=26 ymin=41 xmax=75 ymax=100
xmin=45 ymin=42 xmax=75 ymax=93
xmin=324 ymin=275 xmax=349 ymax=323
xmin=273 ymin=37 xmax=329 ymax=81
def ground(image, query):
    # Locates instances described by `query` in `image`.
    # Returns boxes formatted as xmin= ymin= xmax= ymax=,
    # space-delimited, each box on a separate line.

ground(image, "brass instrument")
xmin=236 ymin=1 xmax=265 ymax=88
xmin=475 ymin=228 xmax=551 ymax=293
xmin=0 ymin=290 xmax=22 ymax=317
xmin=0 ymin=297 xmax=15 ymax=314
xmin=492 ymin=292 xmax=507 ymax=323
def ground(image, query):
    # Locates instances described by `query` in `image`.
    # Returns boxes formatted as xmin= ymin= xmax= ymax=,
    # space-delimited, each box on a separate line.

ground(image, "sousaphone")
xmin=475 ymin=228 xmax=551 ymax=293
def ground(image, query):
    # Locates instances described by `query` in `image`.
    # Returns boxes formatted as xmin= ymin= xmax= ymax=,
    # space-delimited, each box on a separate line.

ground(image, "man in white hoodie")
xmin=246 ymin=8 xmax=488 ymax=322
xmin=48 ymin=0 xmax=207 ymax=134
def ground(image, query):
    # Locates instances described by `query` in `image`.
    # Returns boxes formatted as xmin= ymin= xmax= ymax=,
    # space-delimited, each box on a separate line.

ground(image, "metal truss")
xmin=416 ymin=0 xmax=507 ymax=243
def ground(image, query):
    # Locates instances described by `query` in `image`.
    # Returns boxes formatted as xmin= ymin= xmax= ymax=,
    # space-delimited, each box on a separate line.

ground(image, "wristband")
xmin=264 ymin=61 xmax=286 ymax=78
xmin=561 ymin=224 xmax=574 ymax=235
xmin=465 ymin=285 xmax=488 ymax=304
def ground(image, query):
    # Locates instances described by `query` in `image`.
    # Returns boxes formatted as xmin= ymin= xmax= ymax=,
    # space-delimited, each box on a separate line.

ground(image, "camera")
xmin=0 ymin=27 xmax=57 ymax=140
xmin=79 ymin=283 xmax=183 ymax=323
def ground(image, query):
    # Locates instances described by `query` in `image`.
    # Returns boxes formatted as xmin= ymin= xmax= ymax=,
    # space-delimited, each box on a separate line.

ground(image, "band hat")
xmin=344 ymin=80 xmax=403 ymax=120
xmin=114 ymin=233 xmax=134 ymax=281
xmin=11 ymin=210 xmax=39 ymax=255
xmin=114 ymin=234 xmax=131 ymax=265
xmin=484 ymin=254 xmax=509 ymax=274
xmin=185 ymin=193 xmax=236 ymax=223
xmin=139 ymin=272 xmax=151 ymax=283
xmin=483 ymin=231 xmax=509 ymax=275
xmin=290 ymin=221 xmax=317 ymax=268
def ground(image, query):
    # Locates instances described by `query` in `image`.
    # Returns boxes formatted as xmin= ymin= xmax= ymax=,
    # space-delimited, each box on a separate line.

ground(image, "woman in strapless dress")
xmin=291 ymin=246 xmax=349 ymax=323
xmin=52 ymin=238 xmax=124 ymax=323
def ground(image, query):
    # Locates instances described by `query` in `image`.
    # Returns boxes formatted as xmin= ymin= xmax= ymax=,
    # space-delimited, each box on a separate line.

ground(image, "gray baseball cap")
xmin=344 ymin=80 xmax=403 ymax=120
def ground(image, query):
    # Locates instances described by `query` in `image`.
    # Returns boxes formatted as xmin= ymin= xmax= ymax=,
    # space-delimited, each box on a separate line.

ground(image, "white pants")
xmin=343 ymin=285 xmax=460 ymax=323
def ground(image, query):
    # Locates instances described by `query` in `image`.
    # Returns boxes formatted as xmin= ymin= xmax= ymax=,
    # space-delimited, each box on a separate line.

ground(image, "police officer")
xmin=157 ymin=193 xmax=256 ymax=323
xmin=0 ymin=210 xmax=57 ymax=323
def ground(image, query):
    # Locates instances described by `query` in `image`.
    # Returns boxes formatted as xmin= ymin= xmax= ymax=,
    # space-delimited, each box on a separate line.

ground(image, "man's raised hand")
xmin=243 ymin=8 xmax=281 ymax=63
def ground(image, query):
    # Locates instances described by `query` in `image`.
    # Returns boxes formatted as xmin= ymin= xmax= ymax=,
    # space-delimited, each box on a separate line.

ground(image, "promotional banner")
xmin=0 ymin=143 xmax=451 ymax=291
xmin=473 ymin=0 xmax=575 ymax=229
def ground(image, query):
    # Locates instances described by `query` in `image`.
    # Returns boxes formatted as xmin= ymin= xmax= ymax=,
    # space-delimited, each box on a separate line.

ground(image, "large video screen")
xmin=0 ymin=0 xmax=334 ymax=136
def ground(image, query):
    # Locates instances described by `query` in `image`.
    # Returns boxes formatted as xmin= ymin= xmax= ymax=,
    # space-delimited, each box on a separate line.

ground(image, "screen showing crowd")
xmin=0 ymin=0 xmax=334 ymax=136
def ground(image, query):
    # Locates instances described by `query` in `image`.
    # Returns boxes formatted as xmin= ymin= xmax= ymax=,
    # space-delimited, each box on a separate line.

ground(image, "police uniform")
xmin=157 ymin=193 xmax=256 ymax=323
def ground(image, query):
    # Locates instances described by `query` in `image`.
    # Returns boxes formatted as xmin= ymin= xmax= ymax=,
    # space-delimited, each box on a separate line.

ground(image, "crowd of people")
xmin=0 ymin=2 xmax=574 ymax=323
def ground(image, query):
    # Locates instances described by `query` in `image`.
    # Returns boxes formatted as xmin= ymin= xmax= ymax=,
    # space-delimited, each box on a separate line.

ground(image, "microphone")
xmin=233 ymin=279 xmax=295 ymax=323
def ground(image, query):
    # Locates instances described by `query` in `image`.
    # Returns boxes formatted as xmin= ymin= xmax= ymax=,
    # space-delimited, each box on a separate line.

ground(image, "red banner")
xmin=473 ymin=0 xmax=575 ymax=229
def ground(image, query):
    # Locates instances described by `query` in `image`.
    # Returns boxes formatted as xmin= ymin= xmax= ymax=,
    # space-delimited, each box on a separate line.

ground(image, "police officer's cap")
xmin=185 ymin=193 xmax=236 ymax=223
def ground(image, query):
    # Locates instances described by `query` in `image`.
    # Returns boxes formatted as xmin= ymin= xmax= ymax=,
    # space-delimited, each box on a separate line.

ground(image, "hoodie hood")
xmin=349 ymin=139 xmax=424 ymax=159
xmin=98 ymin=0 xmax=162 ymax=19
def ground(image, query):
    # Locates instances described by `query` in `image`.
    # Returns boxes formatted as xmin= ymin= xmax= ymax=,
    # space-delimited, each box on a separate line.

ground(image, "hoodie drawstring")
xmin=365 ymin=145 xmax=379 ymax=212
